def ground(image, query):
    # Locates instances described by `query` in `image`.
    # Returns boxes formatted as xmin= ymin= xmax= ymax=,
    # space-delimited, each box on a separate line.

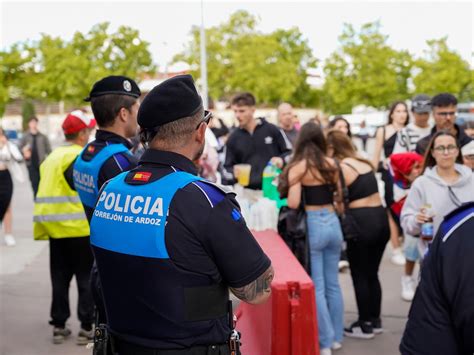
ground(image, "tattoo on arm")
xmin=230 ymin=265 xmax=274 ymax=303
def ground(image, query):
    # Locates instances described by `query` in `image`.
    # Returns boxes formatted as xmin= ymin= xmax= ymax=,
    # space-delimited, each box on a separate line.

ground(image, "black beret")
xmin=85 ymin=75 xmax=141 ymax=102
xmin=138 ymin=74 xmax=202 ymax=128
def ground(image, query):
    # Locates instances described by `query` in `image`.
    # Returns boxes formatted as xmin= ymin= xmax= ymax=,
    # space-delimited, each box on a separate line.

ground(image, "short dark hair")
xmin=431 ymin=93 xmax=458 ymax=108
xmin=64 ymin=132 xmax=80 ymax=141
xmin=29 ymin=116 xmax=39 ymax=123
xmin=142 ymin=108 xmax=204 ymax=149
xmin=231 ymin=92 xmax=256 ymax=107
xmin=90 ymin=94 xmax=138 ymax=128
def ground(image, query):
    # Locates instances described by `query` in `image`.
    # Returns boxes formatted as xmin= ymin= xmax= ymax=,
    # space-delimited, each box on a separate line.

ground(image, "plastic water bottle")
xmin=420 ymin=204 xmax=434 ymax=241
xmin=262 ymin=163 xmax=278 ymax=200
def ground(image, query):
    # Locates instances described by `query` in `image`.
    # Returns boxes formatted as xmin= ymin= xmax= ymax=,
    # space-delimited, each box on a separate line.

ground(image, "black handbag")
xmin=277 ymin=201 xmax=311 ymax=275
xmin=335 ymin=160 xmax=362 ymax=242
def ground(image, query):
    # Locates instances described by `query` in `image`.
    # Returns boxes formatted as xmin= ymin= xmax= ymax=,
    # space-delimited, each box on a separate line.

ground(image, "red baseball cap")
xmin=62 ymin=110 xmax=96 ymax=134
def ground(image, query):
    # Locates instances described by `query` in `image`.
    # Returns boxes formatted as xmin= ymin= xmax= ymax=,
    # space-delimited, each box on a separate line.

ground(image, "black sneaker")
xmin=53 ymin=326 xmax=72 ymax=344
xmin=371 ymin=318 xmax=383 ymax=334
xmin=344 ymin=321 xmax=375 ymax=339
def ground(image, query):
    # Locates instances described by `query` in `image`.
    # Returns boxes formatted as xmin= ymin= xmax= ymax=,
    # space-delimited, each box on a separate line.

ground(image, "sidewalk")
xmin=0 ymin=169 xmax=411 ymax=355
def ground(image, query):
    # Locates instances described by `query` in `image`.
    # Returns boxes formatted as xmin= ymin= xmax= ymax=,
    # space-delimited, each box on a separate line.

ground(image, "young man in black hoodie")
xmin=223 ymin=92 xmax=290 ymax=190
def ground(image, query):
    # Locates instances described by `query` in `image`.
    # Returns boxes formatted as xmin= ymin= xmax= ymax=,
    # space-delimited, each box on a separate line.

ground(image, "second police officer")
xmin=73 ymin=75 xmax=141 ymax=222
xmin=90 ymin=75 xmax=274 ymax=355
xmin=71 ymin=75 xmax=141 ymax=330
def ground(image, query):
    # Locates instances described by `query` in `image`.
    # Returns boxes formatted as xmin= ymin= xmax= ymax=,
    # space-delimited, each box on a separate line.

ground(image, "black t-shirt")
xmin=30 ymin=134 xmax=40 ymax=168
xmin=64 ymin=130 xmax=138 ymax=221
xmin=415 ymin=124 xmax=472 ymax=156
xmin=223 ymin=118 xmax=291 ymax=189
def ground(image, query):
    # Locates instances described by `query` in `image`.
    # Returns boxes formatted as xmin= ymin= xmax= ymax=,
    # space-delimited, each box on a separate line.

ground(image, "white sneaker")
xmin=4 ymin=234 xmax=16 ymax=247
xmin=401 ymin=275 xmax=415 ymax=301
xmin=338 ymin=260 xmax=349 ymax=272
xmin=332 ymin=341 xmax=342 ymax=350
xmin=320 ymin=348 xmax=332 ymax=355
xmin=391 ymin=248 xmax=406 ymax=266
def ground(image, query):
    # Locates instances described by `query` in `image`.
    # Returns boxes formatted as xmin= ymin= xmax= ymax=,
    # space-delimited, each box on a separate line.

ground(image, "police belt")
xmin=110 ymin=337 xmax=231 ymax=355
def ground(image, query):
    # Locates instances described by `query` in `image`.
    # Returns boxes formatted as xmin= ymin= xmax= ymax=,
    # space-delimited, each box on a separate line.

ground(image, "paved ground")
xmin=0 ymin=152 xmax=414 ymax=355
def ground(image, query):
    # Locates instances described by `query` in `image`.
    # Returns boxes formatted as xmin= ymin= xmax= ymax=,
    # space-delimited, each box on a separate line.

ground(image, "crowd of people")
xmin=1 ymin=76 xmax=474 ymax=355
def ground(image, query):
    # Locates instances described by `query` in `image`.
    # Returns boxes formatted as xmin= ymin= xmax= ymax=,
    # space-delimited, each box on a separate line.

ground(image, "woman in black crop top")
xmin=372 ymin=101 xmax=409 ymax=266
xmin=279 ymin=122 xmax=344 ymax=352
xmin=327 ymin=130 xmax=389 ymax=339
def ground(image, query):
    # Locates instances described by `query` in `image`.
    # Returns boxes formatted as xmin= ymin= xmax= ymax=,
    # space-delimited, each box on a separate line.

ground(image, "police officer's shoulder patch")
xmin=441 ymin=202 xmax=474 ymax=243
xmin=192 ymin=181 xmax=232 ymax=208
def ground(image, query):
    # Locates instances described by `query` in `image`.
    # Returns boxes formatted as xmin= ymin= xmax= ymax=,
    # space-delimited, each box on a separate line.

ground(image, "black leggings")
xmin=347 ymin=206 xmax=389 ymax=322
xmin=0 ymin=170 xmax=13 ymax=222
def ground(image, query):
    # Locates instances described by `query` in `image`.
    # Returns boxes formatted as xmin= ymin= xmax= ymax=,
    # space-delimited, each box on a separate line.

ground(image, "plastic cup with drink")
xmin=234 ymin=164 xmax=251 ymax=187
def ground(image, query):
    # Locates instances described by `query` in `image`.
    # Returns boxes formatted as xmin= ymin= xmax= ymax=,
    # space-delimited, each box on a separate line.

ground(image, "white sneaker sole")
xmin=373 ymin=328 xmax=384 ymax=334
xmin=344 ymin=331 xmax=375 ymax=339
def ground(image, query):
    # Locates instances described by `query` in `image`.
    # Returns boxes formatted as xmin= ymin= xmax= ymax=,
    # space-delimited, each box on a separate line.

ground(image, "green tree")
xmin=0 ymin=43 xmax=34 ymax=117
xmin=323 ymin=22 xmax=413 ymax=114
xmin=176 ymin=10 xmax=317 ymax=105
xmin=413 ymin=38 xmax=473 ymax=101
xmin=3 ymin=22 xmax=155 ymax=112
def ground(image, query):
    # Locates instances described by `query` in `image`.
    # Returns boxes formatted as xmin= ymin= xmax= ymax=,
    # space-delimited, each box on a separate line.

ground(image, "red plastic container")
xmin=235 ymin=230 xmax=319 ymax=355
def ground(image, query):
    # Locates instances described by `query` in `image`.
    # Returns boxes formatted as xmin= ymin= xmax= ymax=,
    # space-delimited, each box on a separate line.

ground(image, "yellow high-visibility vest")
xmin=33 ymin=144 xmax=89 ymax=240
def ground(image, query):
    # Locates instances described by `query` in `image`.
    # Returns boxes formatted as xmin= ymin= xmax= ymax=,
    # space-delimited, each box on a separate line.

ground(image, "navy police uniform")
xmin=90 ymin=75 xmax=271 ymax=354
xmin=400 ymin=202 xmax=474 ymax=355
xmin=73 ymin=75 xmax=141 ymax=222
xmin=72 ymin=130 xmax=138 ymax=221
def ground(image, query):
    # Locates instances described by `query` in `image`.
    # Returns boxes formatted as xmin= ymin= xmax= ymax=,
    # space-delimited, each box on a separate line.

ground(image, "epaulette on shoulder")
xmin=441 ymin=202 xmax=474 ymax=242
xmin=192 ymin=180 xmax=235 ymax=208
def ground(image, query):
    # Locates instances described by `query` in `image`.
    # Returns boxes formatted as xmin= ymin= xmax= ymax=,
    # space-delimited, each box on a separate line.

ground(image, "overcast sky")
xmin=1 ymin=0 xmax=473 ymax=72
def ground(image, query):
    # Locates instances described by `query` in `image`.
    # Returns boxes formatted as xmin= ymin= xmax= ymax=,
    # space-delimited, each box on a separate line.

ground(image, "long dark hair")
xmin=328 ymin=115 xmax=352 ymax=137
xmin=278 ymin=121 xmax=337 ymax=197
xmin=326 ymin=129 xmax=374 ymax=170
xmin=387 ymin=101 xmax=409 ymax=126
xmin=422 ymin=130 xmax=463 ymax=173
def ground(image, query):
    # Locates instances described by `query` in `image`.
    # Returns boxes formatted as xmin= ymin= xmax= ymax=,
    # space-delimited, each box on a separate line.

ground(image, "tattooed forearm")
xmin=230 ymin=265 xmax=274 ymax=305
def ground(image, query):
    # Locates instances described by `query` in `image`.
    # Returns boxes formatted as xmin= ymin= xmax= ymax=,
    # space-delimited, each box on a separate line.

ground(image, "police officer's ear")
xmin=194 ymin=120 xmax=207 ymax=145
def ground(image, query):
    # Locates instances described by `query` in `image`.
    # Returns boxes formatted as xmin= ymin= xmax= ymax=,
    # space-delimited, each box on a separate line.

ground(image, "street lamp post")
xmin=200 ymin=0 xmax=208 ymax=109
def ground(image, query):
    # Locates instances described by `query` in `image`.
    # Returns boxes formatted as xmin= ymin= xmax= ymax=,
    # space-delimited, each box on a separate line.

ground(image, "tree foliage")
xmin=176 ymin=10 xmax=317 ymax=105
xmin=322 ymin=22 xmax=413 ymax=114
xmin=1 ymin=22 xmax=155 ymax=116
xmin=413 ymin=38 xmax=473 ymax=101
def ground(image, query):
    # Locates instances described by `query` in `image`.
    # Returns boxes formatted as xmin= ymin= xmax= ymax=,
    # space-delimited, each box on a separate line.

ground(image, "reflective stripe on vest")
xmin=33 ymin=212 xmax=87 ymax=222
xmin=34 ymin=144 xmax=89 ymax=239
xmin=35 ymin=196 xmax=82 ymax=203
xmin=73 ymin=143 xmax=130 ymax=208
xmin=91 ymin=171 xmax=202 ymax=258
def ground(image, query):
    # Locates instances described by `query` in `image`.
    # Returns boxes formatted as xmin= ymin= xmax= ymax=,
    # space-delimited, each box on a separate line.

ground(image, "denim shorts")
xmin=403 ymin=234 xmax=420 ymax=262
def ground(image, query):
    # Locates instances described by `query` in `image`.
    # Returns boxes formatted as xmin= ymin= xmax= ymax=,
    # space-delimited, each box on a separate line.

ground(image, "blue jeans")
xmin=307 ymin=209 xmax=344 ymax=349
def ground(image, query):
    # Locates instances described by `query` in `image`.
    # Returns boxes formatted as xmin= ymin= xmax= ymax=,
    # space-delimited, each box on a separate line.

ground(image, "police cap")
xmin=85 ymin=75 xmax=141 ymax=102
xmin=138 ymin=75 xmax=202 ymax=129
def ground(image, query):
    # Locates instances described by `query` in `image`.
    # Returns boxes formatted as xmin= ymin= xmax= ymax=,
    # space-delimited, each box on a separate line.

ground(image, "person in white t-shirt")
xmin=392 ymin=94 xmax=432 ymax=154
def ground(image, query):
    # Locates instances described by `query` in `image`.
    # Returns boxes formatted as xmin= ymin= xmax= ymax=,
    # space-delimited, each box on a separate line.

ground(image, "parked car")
xmin=456 ymin=102 xmax=474 ymax=125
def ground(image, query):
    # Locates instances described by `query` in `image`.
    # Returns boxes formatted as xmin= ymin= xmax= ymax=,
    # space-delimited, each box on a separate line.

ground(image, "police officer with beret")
xmin=72 ymin=75 xmax=141 ymax=222
xmin=68 ymin=76 xmax=141 ymax=334
xmin=90 ymin=75 xmax=274 ymax=355
xmin=400 ymin=201 xmax=474 ymax=354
